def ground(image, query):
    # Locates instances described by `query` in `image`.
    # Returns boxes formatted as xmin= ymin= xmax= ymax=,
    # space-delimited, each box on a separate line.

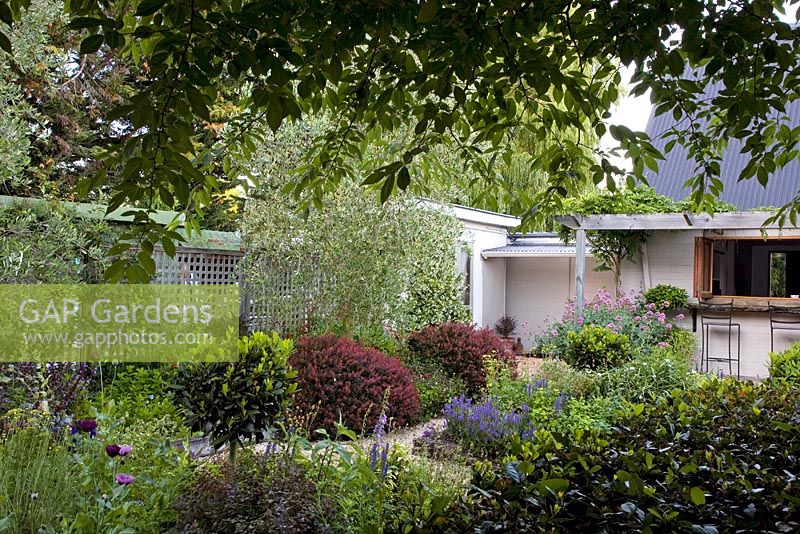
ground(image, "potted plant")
xmin=494 ymin=314 xmax=518 ymax=352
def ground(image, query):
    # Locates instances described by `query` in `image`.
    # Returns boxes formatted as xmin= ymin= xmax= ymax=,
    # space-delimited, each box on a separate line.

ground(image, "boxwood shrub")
xmin=441 ymin=379 xmax=800 ymax=532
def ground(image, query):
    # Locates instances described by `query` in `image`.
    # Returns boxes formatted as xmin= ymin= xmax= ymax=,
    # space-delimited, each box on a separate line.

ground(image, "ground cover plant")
xmin=443 ymin=378 xmax=800 ymax=533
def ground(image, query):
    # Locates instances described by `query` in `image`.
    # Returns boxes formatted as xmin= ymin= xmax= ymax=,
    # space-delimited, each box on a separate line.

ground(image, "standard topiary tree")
xmin=171 ymin=332 xmax=297 ymax=467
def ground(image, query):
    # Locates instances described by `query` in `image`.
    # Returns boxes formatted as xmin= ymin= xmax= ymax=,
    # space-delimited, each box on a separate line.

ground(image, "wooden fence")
xmin=152 ymin=247 xmax=315 ymax=335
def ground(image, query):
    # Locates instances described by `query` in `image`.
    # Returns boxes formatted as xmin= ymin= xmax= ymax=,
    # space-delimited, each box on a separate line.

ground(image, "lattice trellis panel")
xmin=152 ymin=248 xmax=242 ymax=285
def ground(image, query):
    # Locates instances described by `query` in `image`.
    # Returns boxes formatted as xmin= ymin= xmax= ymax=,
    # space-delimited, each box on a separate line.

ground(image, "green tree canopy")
xmin=2 ymin=0 xmax=799 ymax=279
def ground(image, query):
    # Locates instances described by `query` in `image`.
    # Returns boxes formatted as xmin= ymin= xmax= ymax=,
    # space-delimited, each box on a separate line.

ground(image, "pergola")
xmin=553 ymin=211 xmax=785 ymax=319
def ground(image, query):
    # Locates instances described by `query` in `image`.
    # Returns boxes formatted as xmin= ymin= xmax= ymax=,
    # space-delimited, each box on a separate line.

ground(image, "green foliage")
xmin=408 ymin=364 xmax=466 ymax=419
xmin=0 ymin=427 xmax=78 ymax=532
xmin=769 ymin=342 xmax=800 ymax=385
xmin=565 ymin=326 xmax=632 ymax=371
xmin=537 ymin=289 xmax=678 ymax=359
xmin=644 ymin=284 xmax=689 ymax=310
xmin=535 ymin=359 xmax=597 ymax=397
xmin=99 ymin=365 xmax=183 ymax=427
xmin=597 ymin=332 xmax=700 ymax=402
xmin=0 ymin=200 xmax=114 ymax=283
xmin=291 ymin=425 xmax=467 ymax=532
xmin=1 ymin=0 xmax=795 ymax=276
xmin=445 ymin=379 xmax=800 ymax=532
xmin=243 ymin=183 xmax=468 ymax=336
xmin=172 ymin=332 xmax=297 ymax=450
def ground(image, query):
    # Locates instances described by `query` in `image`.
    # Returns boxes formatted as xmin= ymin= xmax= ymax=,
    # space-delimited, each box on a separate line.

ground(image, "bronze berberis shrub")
xmin=441 ymin=379 xmax=800 ymax=532
xmin=407 ymin=322 xmax=512 ymax=394
xmin=289 ymin=335 xmax=420 ymax=435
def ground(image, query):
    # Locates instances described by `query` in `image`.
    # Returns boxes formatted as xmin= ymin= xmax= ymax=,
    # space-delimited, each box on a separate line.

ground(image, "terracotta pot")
xmin=499 ymin=337 xmax=515 ymax=352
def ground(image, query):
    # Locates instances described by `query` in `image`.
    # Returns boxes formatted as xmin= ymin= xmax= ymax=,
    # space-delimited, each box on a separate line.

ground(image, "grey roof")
xmin=483 ymin=233 xmax=591 ymax=257
xmin=643 ymin=83 xmax=800 ymax=210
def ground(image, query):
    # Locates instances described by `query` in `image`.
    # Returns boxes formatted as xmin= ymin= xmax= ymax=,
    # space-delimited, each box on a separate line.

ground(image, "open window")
xmin=693 ymin=237 xmax=800 ymax=299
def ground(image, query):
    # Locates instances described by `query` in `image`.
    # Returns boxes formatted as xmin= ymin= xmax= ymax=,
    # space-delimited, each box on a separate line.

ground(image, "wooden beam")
xmin=554 ymin=212 xmax=791 ymax=231
xmin=682 ymin=212 xmax=693 ymax=226
xmin=575 ymin=228 xmax=586 ymax=322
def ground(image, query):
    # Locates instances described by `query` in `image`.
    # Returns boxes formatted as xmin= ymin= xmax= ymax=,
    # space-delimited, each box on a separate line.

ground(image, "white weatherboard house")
xmin=454 ymin=205 xmax=800 ymax=380
xmin=446 ymin=204 xmax=615 ymax=353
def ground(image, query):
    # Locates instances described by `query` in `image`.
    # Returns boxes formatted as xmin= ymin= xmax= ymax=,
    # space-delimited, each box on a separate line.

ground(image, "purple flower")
xmin=77 ymin=419 xmax=97 ymax=432
xmin=105 ymin=444 xmax=121 ymax=457
xmin=117 ymin=444 xmax=133 ymax=457
xmin=115 ymin=473 xmax=135 ymax=485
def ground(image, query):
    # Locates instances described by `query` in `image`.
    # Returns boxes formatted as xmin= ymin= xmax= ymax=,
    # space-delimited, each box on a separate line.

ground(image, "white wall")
xmin=619 ymin=229 xmax=800 ymax=378
xmin=504 ymin=256 xmax=616 ymax=350
xmin=461 ymin=222 xmax=510 ymax=328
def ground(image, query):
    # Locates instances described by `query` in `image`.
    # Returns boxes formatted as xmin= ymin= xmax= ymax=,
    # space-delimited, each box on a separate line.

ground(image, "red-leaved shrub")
xmin=407 ymin=322 xmax=512 ymax=394
xmin=289 ymin=335 xmax=420 ymax=435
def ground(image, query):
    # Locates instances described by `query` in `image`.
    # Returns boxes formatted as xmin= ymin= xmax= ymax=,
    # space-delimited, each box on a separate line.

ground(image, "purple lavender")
xmin=444 ymin=394 xmax=537 ymax=451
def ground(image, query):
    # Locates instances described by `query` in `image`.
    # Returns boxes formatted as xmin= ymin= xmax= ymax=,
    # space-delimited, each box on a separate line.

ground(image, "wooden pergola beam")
xmin=554 ymin=211 xmax=788 ymax=231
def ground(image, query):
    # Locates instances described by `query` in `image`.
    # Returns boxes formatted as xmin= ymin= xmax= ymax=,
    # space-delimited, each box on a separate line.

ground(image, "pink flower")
xmin=676 ymin=313 xmax=685 ymax=321
xmin=657 ymin=341 xmax=669 ymax=347
xmin=634 ymin=316 xmax=642 ymax=323
xmin=665 ymin=323 xmax=673 ymax=330
xmin=118 ymin=445 xmax=133 ymax=457
xmin=641 ymin=325 xmax=649 ymax=331
xmin=115 ymin=473 xmax=135 ymax=485
xmin=662 ymin=300 xmax=671 ymax=308
xmin=606 ymin=322 xmax=615 ymax=330
xmin=551 ymin=329 xmax=558 ymax=336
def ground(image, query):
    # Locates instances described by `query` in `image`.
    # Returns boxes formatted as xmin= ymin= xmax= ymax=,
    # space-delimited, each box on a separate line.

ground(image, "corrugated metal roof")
xmin=174 ymin=228 xmax=241 ymax=252
xmin=482 ymin=233 xmax=591 ymax=258
xmin=643 ymin=79 xmax=800 ymax=209
xmin=0 ymin=195 xmax=183 ymax=225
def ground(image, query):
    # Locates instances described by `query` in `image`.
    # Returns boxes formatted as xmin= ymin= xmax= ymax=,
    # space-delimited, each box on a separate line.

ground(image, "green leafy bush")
xmin=565 ymin=325 xmax=632 ymax=370
xmin=0 ymin=200 xmax=115 ymax=284
xmin=100 ymin=364 xmax=182 ymax=425
xmin=535 ymin=359 xmax=597 ymax=397
xmin=597 ymin=328 xmax=699 ymax=402
xmin=644 ymin=284 xmax=689 ymax=310
xmin=410 ymin=366 xmax=466 ymax=419
xmin=538 ymin=289 xmax=678 ymax=359
xmin=172 ymin=332 xmax=297 ymax=453
xmin=769 ymin=342 xmax=800 ymax=384
xmin=444 ymin=379 xmax=800 ymax=532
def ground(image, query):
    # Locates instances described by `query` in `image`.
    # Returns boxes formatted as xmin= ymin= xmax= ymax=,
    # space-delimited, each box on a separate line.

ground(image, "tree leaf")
xmin=79 ymin=33 xmax=104 ymax=55
xmin=417 ymin=1 xmax=438 ymax=23
xmin=135 ymin=0 xmax=166 ymax=16
xmin=690 ymin=486 xmax=706 ymax=505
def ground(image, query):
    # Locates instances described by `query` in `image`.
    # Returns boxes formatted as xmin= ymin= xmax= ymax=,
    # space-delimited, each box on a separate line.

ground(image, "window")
xmin=456 ymin=245 xmax=472 ymax=306
xmin=693 ymin=237 xmax=800 ymax=298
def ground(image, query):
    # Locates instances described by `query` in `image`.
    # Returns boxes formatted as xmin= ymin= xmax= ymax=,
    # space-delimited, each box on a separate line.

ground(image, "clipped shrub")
xmin=444 ymin=379 xmax=800 ymax=532
xmin=769 ymin=342 xmax=800 ymax=384
xmin=644 ymin=284 xmax=689 ymax=310
xmin=564 ymin=325 xmax=632 ymax=370
xmin=172 ymin=332 xmax=297 ymax=453
xmin=407 ymin=322 xmax=511 ymax=394
xmin=289 ymin=335 xmax=420 ymax=434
